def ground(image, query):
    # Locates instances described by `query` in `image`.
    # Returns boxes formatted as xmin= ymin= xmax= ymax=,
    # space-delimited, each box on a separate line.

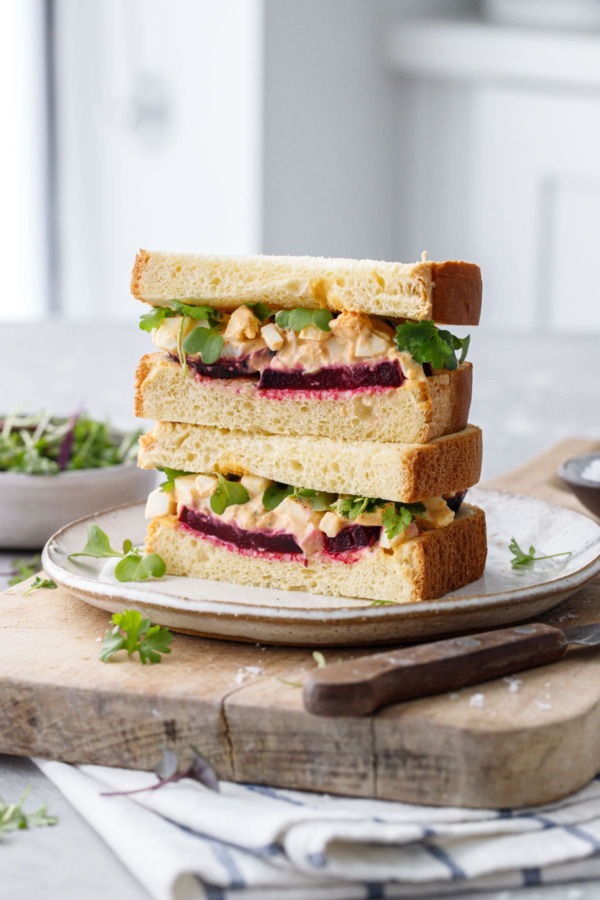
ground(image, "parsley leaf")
xmin=333 ymin=496 xmax=385 ymax=520
xmin=182 ymin=326 xmax=224 ymax=364
xmin=509 ymin=537 xmax=571 ymax=570
xmin=394 ymin=320 xmax=470 ymax=370
xmin=68 ymin=524 xmax=123 ymax=559
xmin=100 ymin=610 xmax=173 ymax=664
xmin=245 ymin=302 xmax=272 ymax=322
xmin=275 ymin=308 xmax=333 ymax=332
xmin=210 ymin=474 xmax=250 ymax=515
xmin=139 ymin=307 xmax=177 ymax=332
xmin=159 ymin=467 xmax=192 ymax=493
xmin=0 ymin=787 xmax=57 ymax=836
xmin=22 ymin=576 xmax=57 ymax=596
xmin=382 ymin=502 xmax=426 ymax=539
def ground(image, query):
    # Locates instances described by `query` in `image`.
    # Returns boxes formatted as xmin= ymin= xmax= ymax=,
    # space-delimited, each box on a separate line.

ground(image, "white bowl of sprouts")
xmin=0 ymin=411 xmax=155 ymax=549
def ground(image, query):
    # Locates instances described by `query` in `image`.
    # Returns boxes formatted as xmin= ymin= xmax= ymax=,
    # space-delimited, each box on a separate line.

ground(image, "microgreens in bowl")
xmin=0 ymin=412 xmax=141 ymax=475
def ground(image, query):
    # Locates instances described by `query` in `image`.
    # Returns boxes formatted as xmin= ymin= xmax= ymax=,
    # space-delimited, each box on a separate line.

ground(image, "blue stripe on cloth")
xmin=366 ymin=883 xmax=385 ymax=899
xmin=203 ymin=885 xmax=225 ymax=900
xmin=243 ymin=784 xmax=307 ymax=807
xmin=207 ymin=839 xmax=246 ymax=889
xmin=171 ymin=819 xmax=283 ymax=859
xmin=563 ymin=823 xmax=600 ymax=852
xmin=422 ymin=841 xmax=466 ymax=879
xmin=306 ymin=851 xmax=327 ymax=868
xmin=523 ymin=868 xmax=542 ymax=886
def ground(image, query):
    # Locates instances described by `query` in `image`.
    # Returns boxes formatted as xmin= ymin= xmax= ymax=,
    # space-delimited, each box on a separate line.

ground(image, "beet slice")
xmin=180 ymin=508 xmax=303 ymax=554
xmin=258 ymin=360 xmax=405 ymax=391
xmin=179 ymin=507 xmax=381 ymax=557
xmin=324 ymin=525 xmax=380 ymax=554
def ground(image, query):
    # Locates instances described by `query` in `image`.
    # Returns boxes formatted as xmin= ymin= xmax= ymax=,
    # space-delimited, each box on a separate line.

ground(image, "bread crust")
xmin=138 ymin=422 xmax=482 ymax=503
xmin=430 ymin=261 xmax=482 ymax=325
xmin=146 ymin=504 xmax=487 ymax=603
xmin=130 ymin=250 xmax=481 ymax=325
xmin=134 ymin=353 xmax=473 ymax=444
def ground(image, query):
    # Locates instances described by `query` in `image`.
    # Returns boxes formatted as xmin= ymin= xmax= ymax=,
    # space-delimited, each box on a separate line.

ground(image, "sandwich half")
xmin=144 ymin=469 xmax=486 ymax=604
xmin=133 ymin=251 xmax=478 ymax=442
xmin=138 ymin=422 xmax=482 ymax=504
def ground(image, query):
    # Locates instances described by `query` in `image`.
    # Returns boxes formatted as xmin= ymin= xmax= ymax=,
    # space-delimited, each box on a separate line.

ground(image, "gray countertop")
xmin=1 ymin=321 xmax=600 ymax=899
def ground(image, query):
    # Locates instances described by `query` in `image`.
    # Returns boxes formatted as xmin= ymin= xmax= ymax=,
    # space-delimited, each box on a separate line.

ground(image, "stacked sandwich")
xmin=133 ymin=251 xmax=486 ymax=604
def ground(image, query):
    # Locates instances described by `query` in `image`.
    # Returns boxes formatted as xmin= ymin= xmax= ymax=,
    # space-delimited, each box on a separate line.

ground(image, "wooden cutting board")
xmin=1 ymin=437 xmax=600 ymax=809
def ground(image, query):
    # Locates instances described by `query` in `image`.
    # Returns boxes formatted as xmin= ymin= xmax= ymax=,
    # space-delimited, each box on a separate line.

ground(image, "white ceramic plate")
xmin=42 ymin=488 xmax=600 ymax=646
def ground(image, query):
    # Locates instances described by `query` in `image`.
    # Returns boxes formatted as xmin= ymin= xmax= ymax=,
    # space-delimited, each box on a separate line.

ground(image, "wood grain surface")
xmin=1 ymin=437 xmax=599 ymax=808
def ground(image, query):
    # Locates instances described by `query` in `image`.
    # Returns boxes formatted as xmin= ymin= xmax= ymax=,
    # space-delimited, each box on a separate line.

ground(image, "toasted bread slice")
xmin=146 ymin=504 xmax=487 ymax=604
xmin=139 ymin=422 xmax=482 ymax=503
xmin=131 ymin=251 xmax=482 ymax=325
xmin=134 ymin=353 xmax=472 ymax=444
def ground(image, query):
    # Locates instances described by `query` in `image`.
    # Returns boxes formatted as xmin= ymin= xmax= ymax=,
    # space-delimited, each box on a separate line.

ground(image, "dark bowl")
xmin=558 ymin=452 xmax=600 ymax=518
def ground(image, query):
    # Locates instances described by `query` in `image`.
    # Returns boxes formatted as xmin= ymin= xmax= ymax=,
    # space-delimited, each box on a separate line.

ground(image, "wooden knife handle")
xmin=303 ymin=623 xmax=568 ymax=717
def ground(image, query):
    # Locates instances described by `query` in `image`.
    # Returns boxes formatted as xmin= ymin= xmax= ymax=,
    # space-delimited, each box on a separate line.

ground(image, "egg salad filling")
xmin=145 ymin=471 xmax=459 ymax=560
xmin=141 ymin=303 xmax=470 ymax=390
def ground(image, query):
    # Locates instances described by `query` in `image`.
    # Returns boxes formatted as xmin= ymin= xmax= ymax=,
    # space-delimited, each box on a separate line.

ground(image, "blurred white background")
xmin=4 ymin=0 xmax=600 ymax=330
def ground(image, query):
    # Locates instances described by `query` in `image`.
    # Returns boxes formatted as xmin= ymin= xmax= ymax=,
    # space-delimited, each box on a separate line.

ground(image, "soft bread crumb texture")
xmin=134 ymin=354 xmax=473 ymax=444
xmin=139 ymin=422 xmax=483 ymax=503
xmin=131 ymin=251 xmax=482 ymax=325
xmin=146 ymin=504 xmax=487 ymax=603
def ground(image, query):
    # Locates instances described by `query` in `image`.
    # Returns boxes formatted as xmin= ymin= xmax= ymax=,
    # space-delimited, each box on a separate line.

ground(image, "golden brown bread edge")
xmin=134 ymin=353 xmax=473 ymax=444
xmin=131 ymin=250 xmax=482 ymax=326
xmin=146 ymin=504 xmax=487 ymax=604
xmin=138 ymin=422 xmax=482 ymax=503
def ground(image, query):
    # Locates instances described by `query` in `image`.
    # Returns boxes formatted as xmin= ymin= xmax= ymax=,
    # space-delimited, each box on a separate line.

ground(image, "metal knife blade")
xmin=303 ymin=621 xmax=600 ymax=718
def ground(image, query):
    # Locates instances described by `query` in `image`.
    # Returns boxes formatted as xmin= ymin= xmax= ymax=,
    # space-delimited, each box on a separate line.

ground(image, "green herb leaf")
xmin=262 ymin=481 xmax=294 ymax=510
xmin=245 ymin=302 xmax=272 ymax=322
xmin=394 ymin=320 xmax=470 ymax=370
xmin=210 ymin=474 xmax=250 ymax=515
xmin=369 ymin=600 xmax=398 ymax=606
xmin=509 ymin=537 xmax=571 ymax=570
xmin=159 ymin=467 xmax=192 ymax=493
xmin=182 ymin=326 xmax=224 ymax=364
xmin=170 ymin=300 xmax=222 ymax=327
xmin=69 ymin=526 xmax=167 ymax=583
xmin=139 ymin=307 xmax=177 ymax=332
xmin=292 ymin=487 xmax=336 ymax=511
xmin=100 ymin=609 xmax=173 ymax=664
xmin=68 ymin=524 xmax=123 ymax=559
xmin=312 ymin=650 xmax=326 ymax=668
xmin=275 ymin=308 xmax=333 ymax=332
xmin=0 ymin=413 xmax=140 ymax=474
xmin=22 ymin=577 xmax=57 ymax=596
xmin=333 ymin=496 xmax=385 ymax=520
xmin=114 ymin=552 xmax=166 ymax=583
xmin=0 ymin=787 xmax=57 ymax=835
xmin=382 ymin=502 xmax=427 ymax=540
xmin=7 ymin=555 xmax=41 ymax=586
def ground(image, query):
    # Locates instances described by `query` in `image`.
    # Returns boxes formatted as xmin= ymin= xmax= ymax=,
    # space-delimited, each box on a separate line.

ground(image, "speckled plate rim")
xmin=41 ymin=489 xmax=600 ymax=632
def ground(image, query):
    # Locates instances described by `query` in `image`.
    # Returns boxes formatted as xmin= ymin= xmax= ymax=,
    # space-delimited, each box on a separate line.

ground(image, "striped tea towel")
xmin=36 ymin=760 xmax=600 ymax=900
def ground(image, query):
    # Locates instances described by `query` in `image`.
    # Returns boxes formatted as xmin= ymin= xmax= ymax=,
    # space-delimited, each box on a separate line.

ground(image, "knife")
xmin=303 ymin=622 xmax=600 ymax=717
